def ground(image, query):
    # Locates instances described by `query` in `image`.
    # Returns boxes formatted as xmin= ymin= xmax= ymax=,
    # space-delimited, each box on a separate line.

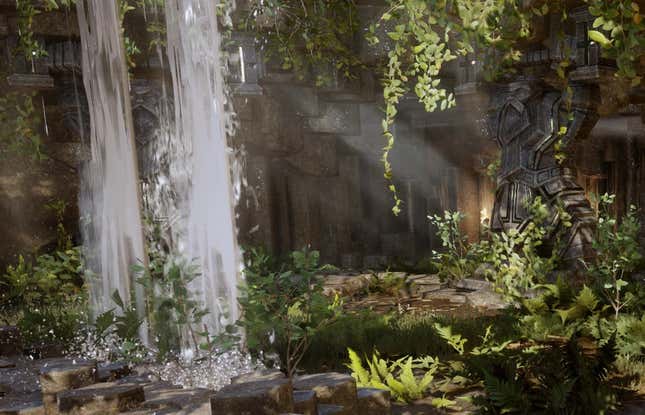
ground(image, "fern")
xmin=434 ymin=323 xmax=467 ymax=355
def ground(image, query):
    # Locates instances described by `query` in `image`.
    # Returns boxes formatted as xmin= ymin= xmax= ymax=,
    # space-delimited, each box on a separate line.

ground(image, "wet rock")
xmin=357 ymin=387 xmax=391 ymax=415
xmin=0 ymin=400 xmax=44 ymax=415
xmin=57 ymin=382 xmax=145 ymax=415
xmin=0 ymin=326 xmax=22 ymax=356
xmin=39 ymin=360 xmax=97 ymax=394
xmin=316 ymin=405 xmax=344 ymax=415
xmin=231 ymin=369 xmax=286 ymax=385
xmin=293 ymin=373 xmax=357 ymax=415
xmin=293 ymin=390 xmax=317 ymax=415
xmin=97 ymin=362 xmax=131 ymax=382
xmin=210 ymin=378 xmax=294 ymax=415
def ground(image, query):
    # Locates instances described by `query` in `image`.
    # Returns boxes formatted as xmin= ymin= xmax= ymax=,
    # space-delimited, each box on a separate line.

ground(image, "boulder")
xmin=57 ymin=382 xmax=145 ymax=415
xmin=211 ymin=378 xmax=294 ymax=415
xmin=293 ymin=373 xmax=357 ymax=415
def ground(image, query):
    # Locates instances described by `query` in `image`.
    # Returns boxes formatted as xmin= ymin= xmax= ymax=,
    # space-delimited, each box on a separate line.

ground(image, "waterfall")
xmin=76 ymin=0 xmax=148 ymax=342
xmin=164 ymin=0 xmax=241 ymax=341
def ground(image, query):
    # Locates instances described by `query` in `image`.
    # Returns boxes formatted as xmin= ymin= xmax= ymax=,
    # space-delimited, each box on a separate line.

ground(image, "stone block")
xmin=0 ymin=326 xmax=22 ymax=356
xmin=306 ymin=102 xmax=360 ymax=136
xmin=57 ymin=382 xmax=145 ymax=415
xmin=97 ymin=362 xmax=131 ymax=382
xmin=210 ymin=378 xmax=294 ymax=415
xmin=287 ymin=134 xmax=338 ymax=177
xmin=141 ymin=385 xmax=212 ymax=412
xmin=316 ymin=405 xmax=344 ymax=415
xmin=293 ymin=373 xmax=357 ymax=415
xmin=39 ymin=360 xmax=97 ymax=394
xmin=357 ymin=387 xmax=391 ymax=415
xmin=293 ymin=390 xmax=317 ymax=415
xmin=0 ymin=358 xmax=16 ymax=368
xmin=0 ymin=401 xmax=44 ymax=415
xmin=231 ymin=369 xmax=286 ymax=385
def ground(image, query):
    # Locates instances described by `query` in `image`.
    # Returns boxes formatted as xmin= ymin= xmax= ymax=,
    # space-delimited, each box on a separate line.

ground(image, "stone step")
xmin=357 ymin=387 xmax=391 ymax=415
xmin=141 ymin=385 xmax=213 ymax=412
xmin=293 ymin=373 xmax=357 ymax=415
xmin=57 ymin=381 xmax=145 ymax=415
xmin=0 ymin=400 xmax=44 ymax=415
xmin=39 ymin=360 xmax=98 ymax=394
xmin=293 ymin=390 xmax=317 ymax=415
xmin=40 ymin=359 xmax=97 ymax=415
xmin=317 ymin=405 xmax=344 ymax=415
xmin=231 ymin=369 xmax=286 ymax=385
xmin=210 ymin=378 xmax=294 ymax=415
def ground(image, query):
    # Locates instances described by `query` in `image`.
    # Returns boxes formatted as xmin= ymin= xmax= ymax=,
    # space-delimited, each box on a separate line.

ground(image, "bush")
xmin=238 ymin=248 xmax=341 ymax=377
xmin=0 ymin=247 xmax=87 ymax=347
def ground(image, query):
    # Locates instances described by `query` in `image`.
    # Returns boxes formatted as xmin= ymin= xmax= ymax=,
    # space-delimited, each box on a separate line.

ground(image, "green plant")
xmin=586 ymin=0 xmax=645 ymax=86
xmin=238 ymin=247 xmax=341 ymax=378
xmin=582 ymin=194 xmax=643 ymax=319
xmin=0 ymin=92 xmax=45 ymax=161
xmin=485 ymin=197 xmax=571 ymax=301
xmin=429 ymin=211 xmax=487 ymax=283
xmin=242 ymin=0 xmax=363 ymax=87
xmin=347 ymin=348 xmax=440 ymax=403
xmin=0 ymin=247 xmax=86 ymax=346
xmin=366 ymin=271 xmax=407 ymax=296
xmin=134 ymin=254 xmax=210 ymax=359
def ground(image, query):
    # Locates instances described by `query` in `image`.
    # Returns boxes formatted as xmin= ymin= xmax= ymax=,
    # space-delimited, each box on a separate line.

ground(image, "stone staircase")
xmin=1 ymin=326 xmax=389 ymax=415
xmin=211 ymin=369 xmax=391 ymax=415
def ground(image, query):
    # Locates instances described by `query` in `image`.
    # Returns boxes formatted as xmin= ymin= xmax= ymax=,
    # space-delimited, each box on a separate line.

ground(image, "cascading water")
xmin=163 ymin=0 xmax=242 ymax=343
xmin=76 ymin=0 xmax=148 ymax=341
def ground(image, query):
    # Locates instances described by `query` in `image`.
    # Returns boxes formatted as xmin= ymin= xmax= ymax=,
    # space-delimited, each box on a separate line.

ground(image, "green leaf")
xmin=588 ymin=30 xmax=612 ymax=48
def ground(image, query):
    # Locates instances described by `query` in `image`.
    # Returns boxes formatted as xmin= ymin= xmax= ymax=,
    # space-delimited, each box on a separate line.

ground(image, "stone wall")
xmin=1 ymin=2 xmax=645 ymax=272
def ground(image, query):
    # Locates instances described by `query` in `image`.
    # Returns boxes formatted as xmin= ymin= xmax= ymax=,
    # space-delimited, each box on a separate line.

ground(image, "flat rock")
xmin=293 ymin=373 xmax=357 ymax=415
xmin=0 ymin=400 xmax=44 ymax=415
xmin=293 ymin=390 xmax=317 ymax=415
xmin=0 ymin=326 xmax=22 ymax=356
xmin=0 ymin=359 xmax=16 ymax=368
xmin=231 ymin=369 xmax=286 ymax=384
xmin=57 ymin=381 xmax=145 ymax=415
xmin=357 ymin=387 xmax=391 ymax=415
xmin=454 ymin=278 xmax=493 ymax=292
xmin=39 ymin=360 xmax=97 ymax=394
xmin=465 ymin=290 xmax=506 ymax=311
xmin=211 ymin=378 xmax=294 ymax=415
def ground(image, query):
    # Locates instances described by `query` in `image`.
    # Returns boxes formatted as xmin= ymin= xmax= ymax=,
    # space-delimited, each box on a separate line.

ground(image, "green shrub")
xmin=429 ymin=211 xmax=487 ymax=283
xmin=238 ymin=248 xmax=342 ymax=377
xmin=0 ymin=247 xmax=87 ymax=347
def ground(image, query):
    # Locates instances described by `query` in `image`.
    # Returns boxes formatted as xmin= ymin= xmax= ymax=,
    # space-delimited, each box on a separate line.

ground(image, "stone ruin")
xmin=1 ymin=1 xmax=644 ymax=272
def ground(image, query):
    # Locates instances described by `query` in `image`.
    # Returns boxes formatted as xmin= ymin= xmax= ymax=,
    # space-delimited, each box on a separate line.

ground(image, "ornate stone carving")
xmin=488 ymin=81 xmax=600 ymax=264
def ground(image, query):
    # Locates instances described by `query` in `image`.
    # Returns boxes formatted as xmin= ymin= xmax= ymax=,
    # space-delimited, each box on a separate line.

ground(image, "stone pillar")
xmin=488 ymin=81 xmax=600 ymax=265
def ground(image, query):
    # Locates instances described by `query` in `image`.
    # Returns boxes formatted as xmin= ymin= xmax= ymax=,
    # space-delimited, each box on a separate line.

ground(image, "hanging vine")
xmin=366 ymin=0 xmax=533 ymax=213
xmin=585 ymin=0 xmax=645 ymax=86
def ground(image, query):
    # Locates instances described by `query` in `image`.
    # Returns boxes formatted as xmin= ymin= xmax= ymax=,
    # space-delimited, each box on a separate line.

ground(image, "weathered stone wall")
xmin=1 ymin=3 xmax=645 ymax=272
